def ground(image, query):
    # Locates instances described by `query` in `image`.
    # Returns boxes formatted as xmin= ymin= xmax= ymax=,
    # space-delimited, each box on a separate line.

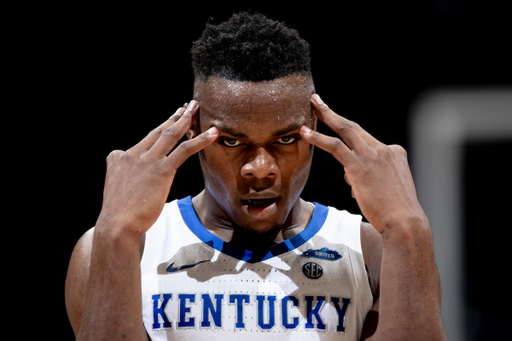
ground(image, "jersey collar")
xmin=178 ymin=196 xmax=328 ymax=263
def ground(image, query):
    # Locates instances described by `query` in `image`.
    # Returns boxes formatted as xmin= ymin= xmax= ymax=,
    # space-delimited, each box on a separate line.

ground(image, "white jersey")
xmin=141 ymin=197 xmax=373 ymax=340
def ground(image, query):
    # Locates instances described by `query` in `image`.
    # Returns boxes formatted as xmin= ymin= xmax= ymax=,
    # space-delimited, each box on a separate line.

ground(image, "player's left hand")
xmin=300 ymin=94 xmax=428 ymax=233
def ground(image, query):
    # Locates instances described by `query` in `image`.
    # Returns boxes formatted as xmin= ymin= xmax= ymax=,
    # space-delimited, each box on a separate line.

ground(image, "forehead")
xmin=194 ymin=74 xmax=315 ymax=130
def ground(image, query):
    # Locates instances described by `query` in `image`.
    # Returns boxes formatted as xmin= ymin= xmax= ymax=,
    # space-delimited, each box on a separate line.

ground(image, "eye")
xmin=221 ymin=138 xmax=243 ymax=147
xmin=275 ymin=136 xmax=297 ymax=145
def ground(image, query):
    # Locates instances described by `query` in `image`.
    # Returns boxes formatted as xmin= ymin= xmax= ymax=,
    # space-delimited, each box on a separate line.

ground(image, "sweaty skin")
xmin=66 ymin=103 xmax=219 ymax=341
xmin=65 ymin=74 xmax=445 ymax=340
xmin=301 ymin=94 xmax=445 ymax=340
xmin=190 ymin=75 xmax=317 ymax=249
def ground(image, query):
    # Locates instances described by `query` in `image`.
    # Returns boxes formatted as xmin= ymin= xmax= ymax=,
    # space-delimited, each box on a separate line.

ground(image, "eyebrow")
xmin=271 ymin=121 xmax=304 ymax=137
xmin=215 ymin=123 xmax=249 ymax=138
xmin=215 ymin=121 xmax=304 ymax=138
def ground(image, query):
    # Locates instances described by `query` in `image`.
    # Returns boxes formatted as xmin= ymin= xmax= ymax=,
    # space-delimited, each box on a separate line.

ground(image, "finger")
xmin=106 ymin=149 xmax=124 ymax=166
xmin=165 ymin=126 xmax=219 ymax=170
xmin=344 ymin=173 xmax=351 ymax=186
xmin=343 ymin=173 xmax=355 ymax=198
xmin=147 ymin=101 xmax=199 ymax=159
xmin=300 ymin=125 xmax=357 ymax=165
xmin=104 ymin=149 xmax=125 ymax=188
xmin=311 ymin=94 xmax=379 ymax=149
xmin=132 ymin=106 xmax=186 ymax=153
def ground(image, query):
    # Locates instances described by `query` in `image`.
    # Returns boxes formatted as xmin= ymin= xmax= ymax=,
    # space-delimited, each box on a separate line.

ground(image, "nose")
xmin=240 ymin=147 xmax=279 ymax=179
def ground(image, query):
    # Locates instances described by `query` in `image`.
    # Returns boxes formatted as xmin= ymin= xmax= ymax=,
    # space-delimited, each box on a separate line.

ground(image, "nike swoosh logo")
xmin=166 ymin=260 xmax=210 ymax=273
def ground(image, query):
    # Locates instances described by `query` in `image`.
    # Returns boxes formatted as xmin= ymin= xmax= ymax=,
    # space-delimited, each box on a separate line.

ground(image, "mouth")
xmin=241 ymin=197 xmax=279 ymax=219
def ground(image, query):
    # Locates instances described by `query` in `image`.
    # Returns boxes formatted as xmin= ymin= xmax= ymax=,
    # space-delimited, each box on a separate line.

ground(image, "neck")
xmin=191 ymin=190 xmax=313 ymax=251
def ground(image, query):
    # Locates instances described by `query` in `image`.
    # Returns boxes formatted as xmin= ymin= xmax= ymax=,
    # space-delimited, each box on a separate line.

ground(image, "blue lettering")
xmin=178 ymin=294 xmax=195 ymax=328
xmin=152 ymin=294 xmax=172 ymax=329
xmin=201 ymin=294 xmax=223 ymax=328
xmin=281 ymin=296 xmax=299 ymax=329
xmin=331 ymin=297 xmax=351 ymax=332
xmin=229 ymin=294 xmax=250 ymax=328
xmin=256 ymin=295 xmax=276 ymax=330
xmin=305 ymin=295 xmax=327 ymax=330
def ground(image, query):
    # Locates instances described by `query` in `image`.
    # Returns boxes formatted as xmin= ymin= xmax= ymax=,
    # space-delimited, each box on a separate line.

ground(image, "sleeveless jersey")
xmin=141 ymin=197 xmax=373 ymax=340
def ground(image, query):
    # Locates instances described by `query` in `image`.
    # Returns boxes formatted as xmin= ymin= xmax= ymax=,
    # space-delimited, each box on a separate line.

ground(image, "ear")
xmin=186 ymin=124 xmax=196 ymax=140
xmin=186 ymin=110 xmax=201 ymax=140
xmin=310 ymin=105 xmax=318 ymax=130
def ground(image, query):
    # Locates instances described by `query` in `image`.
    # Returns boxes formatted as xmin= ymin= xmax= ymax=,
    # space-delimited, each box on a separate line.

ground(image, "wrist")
xmin=379 ymin=213 xmax=431 ymax=240
xmin=94 ymin=216 xmax=143 ymax=248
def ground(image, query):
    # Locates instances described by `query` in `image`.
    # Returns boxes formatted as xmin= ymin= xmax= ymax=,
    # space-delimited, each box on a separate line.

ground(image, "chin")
xmin=238 ymin=220 xmax=282 ymax=235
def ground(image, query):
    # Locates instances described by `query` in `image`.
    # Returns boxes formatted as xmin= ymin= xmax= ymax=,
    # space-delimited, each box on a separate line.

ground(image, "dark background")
xmin=16 ymin=1 xmax=510 ymax=339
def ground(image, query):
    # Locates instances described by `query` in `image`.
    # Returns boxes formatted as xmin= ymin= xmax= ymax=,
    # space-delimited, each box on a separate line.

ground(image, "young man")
xmin=65 ymin=12 xmax=446 ymax=340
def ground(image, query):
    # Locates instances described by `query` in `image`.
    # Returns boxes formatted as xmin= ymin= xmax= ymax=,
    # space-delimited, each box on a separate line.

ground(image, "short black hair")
xmin=191 ymin=12 xmax=312 ymax=82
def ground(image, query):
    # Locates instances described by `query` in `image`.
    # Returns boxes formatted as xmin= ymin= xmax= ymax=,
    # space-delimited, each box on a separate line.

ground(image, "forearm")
xmin=77 ymin=223 xmax=147 ymax=341
xmin=372 ymin=216 xmax=445 ymax=340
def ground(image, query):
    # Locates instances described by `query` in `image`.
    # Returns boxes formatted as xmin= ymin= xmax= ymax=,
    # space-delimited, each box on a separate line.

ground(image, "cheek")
xmin=279 ymin=142 xmax=313 ymax=189
xmin=199 ymin=145 xmax=239 ymax=194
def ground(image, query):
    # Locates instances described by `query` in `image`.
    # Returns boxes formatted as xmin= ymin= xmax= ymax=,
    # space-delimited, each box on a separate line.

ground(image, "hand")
xmin=96 ymin=101 xmax=218 ymax=236
xmin=300 ymin=94 xmax=426 ymax=233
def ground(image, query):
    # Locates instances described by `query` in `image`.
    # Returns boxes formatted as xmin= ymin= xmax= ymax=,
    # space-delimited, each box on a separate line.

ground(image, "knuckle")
xmin=363 ymin=144 xmax=385 ymax=161
xmin=391 ymin=144 xmax=407 ymax=156
xmin=337 ymin=119 xmax=357 ymax=132
xmin=107 ymin=150 xmax=123 ymax=163
xmin=177 ymin=140 xmax=193 ymax=153
xmin=375 ymin=144 xmax=391 ymax=157
xmin=122 ymin=149 xmax=134 ymax=160
xmin=151 ymin=127 xmax=164 ymax=136
xmin=309 ymin=131 xmax=320 ymax=141
xmin=379 ymin=144 xmax=407 ymax=159
xmin=162 ymin=127 xmax=179 ymax=138
xmin=330 ymin=137 xmax=344 ymax=150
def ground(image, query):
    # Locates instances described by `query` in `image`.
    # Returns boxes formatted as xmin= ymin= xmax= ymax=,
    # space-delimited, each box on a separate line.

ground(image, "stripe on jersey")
xmin=177 ymin=196 xmax=328 ymax=263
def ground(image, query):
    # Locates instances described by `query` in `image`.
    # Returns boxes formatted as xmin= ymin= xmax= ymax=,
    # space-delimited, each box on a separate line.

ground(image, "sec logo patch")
xmin=302 ymin=262 xmax=323 ymax=279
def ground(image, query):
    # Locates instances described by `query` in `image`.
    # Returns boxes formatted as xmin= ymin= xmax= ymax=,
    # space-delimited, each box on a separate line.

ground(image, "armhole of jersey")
xmin=140 ymin=203 xmax=169 ymax=274
xmin=330 ymin=209 xmax=373 ymax=302
xmin=335 ymin=209 xmax=363 ymax=254
xmin=357 ymin=220 xmax=374 ymax=303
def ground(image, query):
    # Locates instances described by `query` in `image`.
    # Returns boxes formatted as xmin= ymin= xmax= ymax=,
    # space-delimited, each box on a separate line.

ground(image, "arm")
xmin=360 ymin=222 xmax=382 ymax=340
xmin=301 ymin=94 xmax=445 ymax=340
xmin=65 ymin=101 xmax=219 ymax=340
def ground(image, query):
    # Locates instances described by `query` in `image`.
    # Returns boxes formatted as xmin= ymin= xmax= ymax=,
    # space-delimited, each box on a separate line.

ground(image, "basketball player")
xmin=65 ymin=12 xmax=446 ymax=340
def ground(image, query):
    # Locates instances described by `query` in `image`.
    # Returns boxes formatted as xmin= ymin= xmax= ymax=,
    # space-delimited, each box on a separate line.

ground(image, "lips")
xmin=242 ymin=198 xmax=276 ymax=206
xmin=240 ymin=197 xmax=279 ymax=219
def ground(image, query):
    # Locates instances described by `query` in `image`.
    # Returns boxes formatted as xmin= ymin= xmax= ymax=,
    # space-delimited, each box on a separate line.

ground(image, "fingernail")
xmin=207 ymin=126 xmax=219 ymax=136
xmin=311 ymin=94 xmax=323 ymax=104
xmin=301 ymin=125 xmax=312 ymax=134
xmin=187 ymin=100 xmax=198 ymax=111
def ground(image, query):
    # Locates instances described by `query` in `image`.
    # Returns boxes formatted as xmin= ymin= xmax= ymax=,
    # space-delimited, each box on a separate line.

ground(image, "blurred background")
xmin=17 ymin=1 xmax=510 ymax=339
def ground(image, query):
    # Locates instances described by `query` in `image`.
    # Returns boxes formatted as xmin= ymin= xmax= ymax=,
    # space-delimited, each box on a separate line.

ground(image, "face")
xmin=193 ymin=74 xmax=316 ymax=234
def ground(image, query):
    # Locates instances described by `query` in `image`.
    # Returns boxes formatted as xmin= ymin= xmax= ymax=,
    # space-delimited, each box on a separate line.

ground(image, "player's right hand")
xmin=95 ymin=100 xmax=218 ymax=237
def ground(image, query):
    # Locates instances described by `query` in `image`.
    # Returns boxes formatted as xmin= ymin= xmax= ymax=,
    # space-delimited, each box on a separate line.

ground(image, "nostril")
xmin=241 ymin=148 xmax=279 ymax=178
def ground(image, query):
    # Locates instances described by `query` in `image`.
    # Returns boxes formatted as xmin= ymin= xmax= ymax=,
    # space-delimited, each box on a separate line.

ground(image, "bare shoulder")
xmin=65 ymin=227 xmax=147 ymax=335
xmin=360 ymin=221 xmax=383 ymax=300
xmin=65 ymin=227 xmax=95 ymax=335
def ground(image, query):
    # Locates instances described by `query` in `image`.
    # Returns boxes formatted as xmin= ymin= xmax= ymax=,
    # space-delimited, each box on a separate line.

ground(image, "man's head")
xmin=190 ymin=12 xmax=316 ymax=237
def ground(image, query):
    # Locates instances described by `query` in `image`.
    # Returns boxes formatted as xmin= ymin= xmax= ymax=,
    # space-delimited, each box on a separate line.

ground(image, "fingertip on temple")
xmin=311 ymin=94 xmax=323 ymax=105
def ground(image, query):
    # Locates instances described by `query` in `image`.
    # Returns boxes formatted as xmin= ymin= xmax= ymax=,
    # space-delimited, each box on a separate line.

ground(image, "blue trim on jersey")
xmin=177 ymin=196 xmax=329 ymax=263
